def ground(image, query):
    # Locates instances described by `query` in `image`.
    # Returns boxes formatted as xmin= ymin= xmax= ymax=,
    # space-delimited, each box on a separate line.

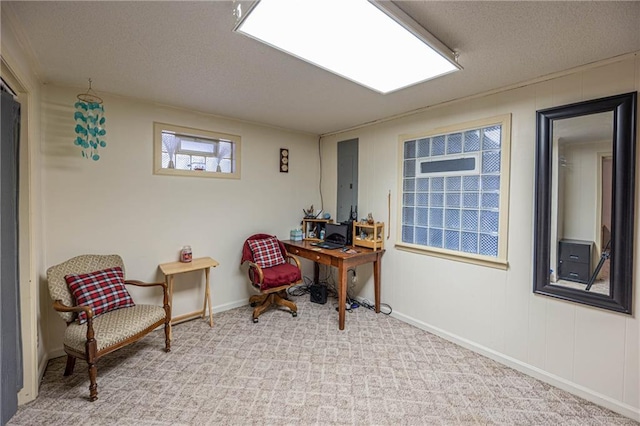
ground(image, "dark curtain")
xmin=1 ymin=88 xmax=22 ymax=425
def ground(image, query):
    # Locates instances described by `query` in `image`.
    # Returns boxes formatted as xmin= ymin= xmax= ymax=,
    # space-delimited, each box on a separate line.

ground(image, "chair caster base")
xmin=292 ymin=312 xmax=297 ymax=317
xmin=252 ymin=318 xmax=259 ymax=323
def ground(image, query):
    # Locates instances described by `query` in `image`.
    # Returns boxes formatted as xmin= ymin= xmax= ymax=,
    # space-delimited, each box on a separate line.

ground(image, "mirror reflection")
xmin=534 ymin=91 xmax=636 ymax=314
xmin=550 ymin=112 xmax=613 ymax=296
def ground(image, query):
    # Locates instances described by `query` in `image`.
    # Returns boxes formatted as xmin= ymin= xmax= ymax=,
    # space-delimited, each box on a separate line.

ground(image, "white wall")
xmin=320 ymin=55 xmax=640 ymax=420
xmin=41 ymin=85 xmax=320 ymax=355
xmin=562 ymin=140 xmax=610 ymax=242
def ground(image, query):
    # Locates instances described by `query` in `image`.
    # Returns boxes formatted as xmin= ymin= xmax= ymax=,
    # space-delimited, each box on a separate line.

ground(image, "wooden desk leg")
xmin=338 ymin=264 xmax=347 ymax=330
xmin=374 ymin=255 xmax=381 ymax=314
xmin=204 ymin=267 xmax=213 ymax=327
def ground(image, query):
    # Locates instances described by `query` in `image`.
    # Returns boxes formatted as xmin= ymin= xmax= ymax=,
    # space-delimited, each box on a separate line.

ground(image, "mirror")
xmin=534 ymin=92 xmax=637 ymax=314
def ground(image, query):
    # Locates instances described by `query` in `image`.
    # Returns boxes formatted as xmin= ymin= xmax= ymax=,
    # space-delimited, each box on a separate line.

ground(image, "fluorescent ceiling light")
xmin=234 ymin=0 xmax=460 ymax=94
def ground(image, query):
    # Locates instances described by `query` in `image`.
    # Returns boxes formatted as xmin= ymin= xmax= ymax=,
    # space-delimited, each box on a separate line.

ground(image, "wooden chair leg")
xmin=252 ymin=294 xmax=275 ymax=320
xmin=164 ymin=320 xmax=171 ymax=353
xmin=251 ymin=290 xmax=298 ymax=321
xmin=86 ymin=334 xmax=98 ymax=401
xmin=273 ymin=292 xmax=297 ymax=313
xmin=164 ymin=300 xmax=171 ymax=352
xmin=63 ymin=355 xmax=76 ymax=376
xmin=249 ymin=294 xmax=268 ymax=306
xmin=88 ymin=361 xmax=98 ymax=402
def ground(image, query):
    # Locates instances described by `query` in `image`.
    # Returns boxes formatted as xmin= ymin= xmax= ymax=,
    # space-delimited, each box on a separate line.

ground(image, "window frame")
xmin=396 ymin=114 xmax=512 ymax=269
xmin=153 ymin=122 xmax=241 ymax=179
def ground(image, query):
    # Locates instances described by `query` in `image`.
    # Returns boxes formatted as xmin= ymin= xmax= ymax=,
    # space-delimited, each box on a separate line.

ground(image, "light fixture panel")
xmin=234 ymin=0 xmax=460 ymax=94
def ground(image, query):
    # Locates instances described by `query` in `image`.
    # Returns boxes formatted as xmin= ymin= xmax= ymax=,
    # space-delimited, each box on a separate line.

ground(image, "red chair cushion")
xmin=248 ymin=236 xmax=286 ymax=268
xmin=260 ymin=262 xmax=302 ymax=290
xmin=65 ymin=266 xmax=135 ymax=324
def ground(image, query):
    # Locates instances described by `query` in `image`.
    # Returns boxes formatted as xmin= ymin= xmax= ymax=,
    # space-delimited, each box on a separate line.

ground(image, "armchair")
xmin=241 ymin=234 xmax=302 ymax=322
xmin=46 ymin=254 xmax=171 ymax=401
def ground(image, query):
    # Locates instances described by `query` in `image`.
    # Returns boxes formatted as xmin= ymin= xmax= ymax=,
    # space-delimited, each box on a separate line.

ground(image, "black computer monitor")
xmin=324 ymin=223 xmax=348 ymax=244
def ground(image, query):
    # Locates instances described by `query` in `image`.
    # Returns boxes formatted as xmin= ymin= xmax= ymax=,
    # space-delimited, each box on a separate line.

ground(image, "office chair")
xmin=241 ymin=234 xmax=302 ymax=322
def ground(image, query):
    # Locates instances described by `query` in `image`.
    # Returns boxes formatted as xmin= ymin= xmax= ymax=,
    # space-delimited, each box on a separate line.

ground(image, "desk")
xmin=282 ymin=240 xmax=384 ymax=330
xmin=158 ymin=257 xmax=219 ymax=336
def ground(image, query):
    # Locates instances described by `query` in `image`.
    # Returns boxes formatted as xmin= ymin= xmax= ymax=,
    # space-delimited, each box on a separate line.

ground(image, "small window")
xmin=397 ymin=115 xmax=511 ymax=269
xmin=153 ymin=122 xmax=241 ymax=178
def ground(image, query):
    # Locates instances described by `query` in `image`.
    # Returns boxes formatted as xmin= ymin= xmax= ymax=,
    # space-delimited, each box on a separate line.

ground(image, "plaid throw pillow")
xmin=65 ymin=266 xmax=135 ymax=324
xmin=248 ymin=237 xmax=286 ymax=269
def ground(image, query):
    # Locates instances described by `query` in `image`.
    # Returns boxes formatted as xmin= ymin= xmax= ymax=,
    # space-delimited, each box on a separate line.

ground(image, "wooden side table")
xmin=158 ymin=257 xmax=219 ymax=335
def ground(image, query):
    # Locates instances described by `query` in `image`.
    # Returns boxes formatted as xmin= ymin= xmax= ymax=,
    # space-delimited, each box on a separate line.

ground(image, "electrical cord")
xmin=288 ymin=269 xmax=340 ymax=299
xmin=355 ymin=298 xmax=392 ymax=315
xmin=287 ymin=265 xmax=393 ymax=315
xmin=287 ymin=276 xmax=314 ymax=296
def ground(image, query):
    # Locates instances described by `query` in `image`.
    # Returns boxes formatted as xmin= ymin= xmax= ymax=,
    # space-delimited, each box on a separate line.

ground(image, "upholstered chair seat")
xmin=63 ymin=304 xmax=167 ymax=354
xmin=259 ymin=262 xmax=302 ymax=290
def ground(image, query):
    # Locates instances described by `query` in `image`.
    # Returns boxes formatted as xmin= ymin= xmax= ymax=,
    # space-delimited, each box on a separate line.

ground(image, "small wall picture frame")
xmin=280 ymin=148 xmax=289 ymax=173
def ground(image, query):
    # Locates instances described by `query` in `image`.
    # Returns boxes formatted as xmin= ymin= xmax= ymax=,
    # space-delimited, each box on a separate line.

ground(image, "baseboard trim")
xmin=391 ymin=310 xmax=640 ymax=422
xmin=47 ymin=348 xmax=66 ymax=360
xmin=40 ymin=347 xmax=65 ymax=384
xmin=171 ymin=300 xmax=249 ymax=324
xmin=212 ymin=299 xmax=248 ymax=313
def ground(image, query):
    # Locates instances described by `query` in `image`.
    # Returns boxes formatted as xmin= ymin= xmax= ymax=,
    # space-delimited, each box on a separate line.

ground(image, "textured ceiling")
xmin=3 ymin=1 xmax=640 ymax=135
xmin=554 ymin=112 xmax=613 ymax=145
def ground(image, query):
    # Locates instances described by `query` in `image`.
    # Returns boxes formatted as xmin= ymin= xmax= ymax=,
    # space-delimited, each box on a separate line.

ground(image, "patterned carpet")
xmin=555 ymin=278 xmax=610 ymax=296
xmin=9 ymin=295 xmax=637 ymax=425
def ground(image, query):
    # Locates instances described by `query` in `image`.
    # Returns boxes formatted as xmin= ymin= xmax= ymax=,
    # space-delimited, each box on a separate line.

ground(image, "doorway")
xmin=1 ymin=57 xmax=37 ymax=412
xmin=337 ymin=139 xmax=358 ymax=223
xmin=1 ymin=77 xmax=22 ymax=424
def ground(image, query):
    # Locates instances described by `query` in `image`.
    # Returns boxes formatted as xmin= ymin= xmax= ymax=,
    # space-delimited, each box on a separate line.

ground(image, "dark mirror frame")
xmin=534 ymin=92 xmax=637 ymax=314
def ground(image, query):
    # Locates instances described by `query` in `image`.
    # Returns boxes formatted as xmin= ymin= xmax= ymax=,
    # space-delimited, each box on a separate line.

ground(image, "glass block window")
xmin=154 ymin=122 xmax=241 ymax=179
xmin=398 ymin=115 xmax=511 ymax=267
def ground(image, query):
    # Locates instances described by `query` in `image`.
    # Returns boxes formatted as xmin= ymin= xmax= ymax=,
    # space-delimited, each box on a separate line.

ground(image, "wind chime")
xmin=74 ymin=79 xmax=106 ymax=160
